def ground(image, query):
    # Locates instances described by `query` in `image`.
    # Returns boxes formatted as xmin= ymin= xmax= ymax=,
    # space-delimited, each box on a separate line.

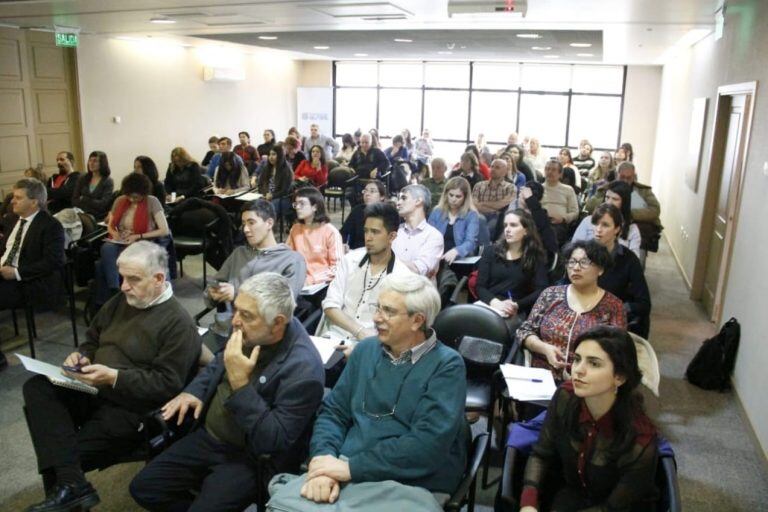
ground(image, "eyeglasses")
xmin=566 ymin=258 xmax=593 ymax=269
xmin=362 ymin=358 xmax=414 ymax=420
xmin=368 ymin=303 xmax=407 ymax=320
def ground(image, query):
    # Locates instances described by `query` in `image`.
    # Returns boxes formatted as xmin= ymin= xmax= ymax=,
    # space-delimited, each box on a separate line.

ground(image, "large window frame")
xmin=332 ymin=61 xmax=627 ymax=153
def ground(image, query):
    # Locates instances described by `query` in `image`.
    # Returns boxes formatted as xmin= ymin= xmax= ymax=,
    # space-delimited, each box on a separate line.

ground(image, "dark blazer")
xmin=72 ymin=173 xmax=115 ymax=220
xmin=186 ymin=317 xmax=325 ymax=471
xmin=46 ymin=172 xmax=81 ymax=214
xmin=0 ymin=210 xmax=65 ymax=308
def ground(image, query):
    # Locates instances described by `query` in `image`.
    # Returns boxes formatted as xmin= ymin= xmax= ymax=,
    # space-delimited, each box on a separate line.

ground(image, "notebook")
xmin=500 ymin=363 xmax=557 ymax=402
xmin=15 ymin=354 xmax=99 ymax=395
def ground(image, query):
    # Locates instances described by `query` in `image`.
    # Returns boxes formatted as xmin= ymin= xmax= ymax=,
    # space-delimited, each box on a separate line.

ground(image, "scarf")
xmin=110 ymin=195 xmax=150 ymax=235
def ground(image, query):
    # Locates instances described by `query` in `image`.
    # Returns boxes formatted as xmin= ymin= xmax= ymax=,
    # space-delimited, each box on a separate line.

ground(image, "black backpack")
xmin=685 ymin=317 xmax=741 ymax=391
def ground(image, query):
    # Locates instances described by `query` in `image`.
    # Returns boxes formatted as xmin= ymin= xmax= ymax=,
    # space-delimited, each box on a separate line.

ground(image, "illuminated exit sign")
xmin=55 ymin=32 xmax=78 ymax=47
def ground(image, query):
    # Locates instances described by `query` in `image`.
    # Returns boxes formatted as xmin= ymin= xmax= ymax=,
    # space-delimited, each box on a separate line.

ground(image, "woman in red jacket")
xmin=294 ymin=144 xmax=329 ymax=188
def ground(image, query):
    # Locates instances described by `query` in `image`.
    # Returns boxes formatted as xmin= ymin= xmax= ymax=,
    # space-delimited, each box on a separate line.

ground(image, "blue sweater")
xmin=310 ymin=338 xmax=468 ymax=493
xmin=428 ymin=208 xmax=480 ymax=258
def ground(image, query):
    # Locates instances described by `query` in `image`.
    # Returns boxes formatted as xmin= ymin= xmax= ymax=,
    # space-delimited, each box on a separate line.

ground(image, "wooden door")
xmin=0 ymin=27 xmax=82 ymax=196
xmin=702 ymin=94 xmax=746 ymax=319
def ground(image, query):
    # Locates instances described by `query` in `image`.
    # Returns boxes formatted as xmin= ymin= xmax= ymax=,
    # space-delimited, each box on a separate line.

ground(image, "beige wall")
xmin=651 ymin=0 xmax=768 ymax=457
xmin=298 ymin=60 xmax=332 ymax=87
xmin=622 ymin=66 xmax=662 ymax=183
xmin=76 ymin=35 xmax=300 ymax=183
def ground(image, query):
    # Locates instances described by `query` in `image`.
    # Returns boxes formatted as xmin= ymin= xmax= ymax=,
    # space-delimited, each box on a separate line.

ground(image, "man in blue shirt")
xmin=288 ymin=273 xmax=467 ymax=505
xmin=206 ymin=136 xmax=244 ymax=179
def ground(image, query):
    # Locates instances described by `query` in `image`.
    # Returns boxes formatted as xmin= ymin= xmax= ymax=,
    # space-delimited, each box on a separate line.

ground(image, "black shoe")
xmin=26 ymin=482 xmax=100 ymax=512
xmin=0 ymin=351 xmax=7 ymax=371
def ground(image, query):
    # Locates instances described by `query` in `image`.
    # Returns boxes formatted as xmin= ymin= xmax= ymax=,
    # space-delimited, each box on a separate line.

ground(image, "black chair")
xmin=498 ymin=444 xmax=681 ymax=512
xmin=442 ymin=431 xmax=489 ymax=512
xmin=168 ymin=215 xmax=220 ymax=288
xmin=433 ymin=304 xmax=518 ymax=488
xmin=324 ymin=167 xmax=357 ymax=222
xmin=11 ymin=256 xmax=79 ymax=359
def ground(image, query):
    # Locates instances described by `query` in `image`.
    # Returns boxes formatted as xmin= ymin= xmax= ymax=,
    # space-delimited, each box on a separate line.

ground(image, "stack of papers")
xmin=235 ymin=191 xmax=263 ymax=201
xmin=500 ymin=363 xmax=557 ymax=402
xmin=309 ymin=336 xmax=339 ymax=364
xmin=452 ymin=255 xmax=481 ymax=265
xmin=301 ymin=283 xmax=329 ymax=296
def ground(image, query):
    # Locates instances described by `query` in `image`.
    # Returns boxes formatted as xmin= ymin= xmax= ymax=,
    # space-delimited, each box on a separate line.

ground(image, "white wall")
xmin=651 ymin=0 xmax=768 ymax=458
xmin=76 ymin=35 xmax=300 ymax=183
xmin=622 ymin=66 xmax=662 ymax=183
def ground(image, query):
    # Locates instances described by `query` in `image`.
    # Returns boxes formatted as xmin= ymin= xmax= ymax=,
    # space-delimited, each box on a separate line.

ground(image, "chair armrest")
xmin=344 ymin=175 xmax=358 ymax=185
xmin=76 ymin=226 xmax=108 ymax=246
xmin=194 ymin=306 xmax=215 ymax=326
xmin=449 ymin=275 xmax=469 ymax=305
xmin=499 ymin=446 xmax=518 ymax=506
xmin=444 ymin=433 xmax=489 ymax=512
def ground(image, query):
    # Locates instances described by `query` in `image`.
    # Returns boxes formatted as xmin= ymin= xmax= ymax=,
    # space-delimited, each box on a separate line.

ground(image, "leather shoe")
xmin=26 ymin=482 xmax=100 ymax=512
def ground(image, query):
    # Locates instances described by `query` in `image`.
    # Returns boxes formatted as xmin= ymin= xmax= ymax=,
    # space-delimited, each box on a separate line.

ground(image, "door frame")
xmin=690 ymin=81 xmax=757 ymax=323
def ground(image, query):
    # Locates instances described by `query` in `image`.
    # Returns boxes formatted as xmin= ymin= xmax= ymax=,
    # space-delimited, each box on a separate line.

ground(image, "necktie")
xmin=3 ymin=218 xmax=27 ymax=267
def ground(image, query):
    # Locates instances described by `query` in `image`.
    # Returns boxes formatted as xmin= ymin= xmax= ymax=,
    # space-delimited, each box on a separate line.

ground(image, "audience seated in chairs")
xmin=476 ymin=209 xmax=548 ymax=324
xmin=449 ymin=151 xmax=486 ymax=189
xmin=586 ymin=204 xmax=652 ymax=338
xmin=472 ymin=158 xmax=517 ymax=237
xmin=92 ymin=173 xmax=170 ymax=309
xmin=130 ymin=273 xmax=325 ymax=512
xmin=516 ymin=240 xmax=626 ymax=381
xmin=258 ymin=129 xmax=277 ymax=162
xmin=516 ymin=182 xmax=559 ymax=256
xmin=498 ymin=151 xmax=526 ymax=190
xmin=22 ymin=242 xmax=201 ymax=512
xmin=0 ymin=178 xmax=65 ymax=371
xmin=541 ymin=160 xmax=579 ymax=247
xmin=72 ymin=150 xmax=115 ymax=221
xmin=47 ymin=151 xmax=81 ymax=214
xmin=294 ymin=144 xmax=330 ymax=189
xmin=573 ymin=180 xmax=641 ymax=259
xmin=502 ymin=144 xmax=535 ymax=184
xmin=212 ymin=150 xmax=249 ymax=195
xmin=518 ymin=326 xmax=658 ymax=512
xmin=558 ymin=147 xmax=582 ymax=194
xmin=287 ymin=187 xmax=343 ymax=286
xmin=428 ymin=176 xmax=480 ymax=305
xmin=256 ymin=143 xmax=294 ymax=221
xmin=164 ymin=146 xmax=208 ymax=202
xmin=205 ymin=136 xmax=245 ymax=180
xmin=393 ymin=184 xmax=444 ymax=278
xmin=133 ymin=155 xmax=166 ymax=204
xmin=421 ymin=157 xmax=448 ymax=209
xmin=268 ymin=273 xmax=467 ymax=509
xmin=347 ymin=133 xmax=389 ymax=205
xmin=206 ymin=199 xmax=306 ymax=346
xmin=284 ymin=135 xmax=307 ymax=171
xmin=340 ymin=180 xmax=387 ymax=251
xmin=318 ymin=202 xmax=413 ymax=348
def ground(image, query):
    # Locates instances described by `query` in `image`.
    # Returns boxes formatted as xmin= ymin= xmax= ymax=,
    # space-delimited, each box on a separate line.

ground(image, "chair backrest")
xmin=327 ymin=166 xmax=354 ymax=188
xmin=630 ymin=332 xmax=660 ymax=397
xmin=434 ymin=304 xmax=511 ymax=350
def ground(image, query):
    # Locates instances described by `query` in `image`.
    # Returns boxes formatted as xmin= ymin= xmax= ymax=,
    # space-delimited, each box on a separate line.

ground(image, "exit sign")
xmin=55 ymin=32 xmax=78 ymax=48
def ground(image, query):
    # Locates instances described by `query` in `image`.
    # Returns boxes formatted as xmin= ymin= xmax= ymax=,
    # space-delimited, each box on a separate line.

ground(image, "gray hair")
xmin=402 ymin=184 xmax=431 ymax=216
xmin=117 ymin=241 xmax=168 ymax=276
xmin=238 ymin=272 xmax=296 ymax=326
xmin=431 ymin=157 xmax=446 ymax=171
xmin=360 ymin=133 xmax=372 ymax=143
xmin=617 ymin=161 xmax=636 ymax=174
xmin=14 ymin=178 xmax=47 ymax=209
xmin=379 ymin=273 xmax=440 ymax=331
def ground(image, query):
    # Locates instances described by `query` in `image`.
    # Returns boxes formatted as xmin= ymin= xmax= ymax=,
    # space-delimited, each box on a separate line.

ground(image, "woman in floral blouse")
xmin=515 ymin=240 xmax=626 ymax=380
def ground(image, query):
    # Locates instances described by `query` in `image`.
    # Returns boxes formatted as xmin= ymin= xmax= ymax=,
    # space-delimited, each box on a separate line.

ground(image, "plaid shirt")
xmin=472 ymin=179 xmax=515 ymax=204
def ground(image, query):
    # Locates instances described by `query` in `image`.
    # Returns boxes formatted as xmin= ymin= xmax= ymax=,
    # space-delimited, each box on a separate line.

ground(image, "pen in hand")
xmin=505 ymin=376 xmax=543 ymax=383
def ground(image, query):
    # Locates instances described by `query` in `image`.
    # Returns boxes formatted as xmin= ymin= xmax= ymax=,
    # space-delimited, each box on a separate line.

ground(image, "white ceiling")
xmin=0 ymin=0 xmax=720 ymax=64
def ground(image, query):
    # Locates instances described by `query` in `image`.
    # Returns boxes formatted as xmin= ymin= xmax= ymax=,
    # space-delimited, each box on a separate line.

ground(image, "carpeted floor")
xmin=1 ymin=232 xmax=767 ymax=511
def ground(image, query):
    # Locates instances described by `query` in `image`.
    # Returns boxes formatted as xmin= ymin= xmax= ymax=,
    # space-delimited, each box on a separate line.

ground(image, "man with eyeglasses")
xmin=392 ymin=184 xmax=444 ymax=278
xmin=267 ymin=273 xmax=467 ymax=508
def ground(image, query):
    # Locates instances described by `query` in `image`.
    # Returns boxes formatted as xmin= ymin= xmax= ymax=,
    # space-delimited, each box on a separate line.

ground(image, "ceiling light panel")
xmin=311 ymin=2 xmax=413 ymax=19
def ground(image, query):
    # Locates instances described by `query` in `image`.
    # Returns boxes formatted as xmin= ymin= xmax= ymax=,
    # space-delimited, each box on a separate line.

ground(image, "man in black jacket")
xmin=348 ymin=133 xmax=389 ymax=205
xmin=46 ymin=151 xmax=81 ymax=213
xmin=22 ymin=241 xmax=201 ymax=512
xmin=130 ymin=272 xmax=325 ymax=512
xmin=0 ymin=178 xmax=65 ymax=370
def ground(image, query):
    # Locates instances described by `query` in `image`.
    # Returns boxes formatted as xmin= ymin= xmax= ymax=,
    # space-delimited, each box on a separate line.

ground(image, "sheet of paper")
xmin=235 ymin=191 xmax=263 ymax=201
xmin=197 ymin=326 xmax=209 ymax=336
xmin=500 ymin=363 xmax=557 ymax=402
xmin=309 ymin=336 xmax=339 ymax=364
xmin=301 ymin=283 xmax=329 ymax=296
xmin=473 ymin=300 xmax=510 ymax=318
xmin=452 ymin=255 xmax=481 ymax=265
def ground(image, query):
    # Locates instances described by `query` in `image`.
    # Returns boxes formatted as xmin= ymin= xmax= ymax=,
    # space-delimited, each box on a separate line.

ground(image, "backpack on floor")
xmin=685 ymin=317 xmax=741 ymax=391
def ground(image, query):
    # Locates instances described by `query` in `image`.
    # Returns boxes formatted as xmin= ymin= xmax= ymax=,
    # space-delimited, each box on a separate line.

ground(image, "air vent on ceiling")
xmin=361 ymin=14 xmax=408 ymax=21
xmin=448 ymin=0 xmax=528 ymax=17
xmin=311 ymin=2 xmax=413 ymax=19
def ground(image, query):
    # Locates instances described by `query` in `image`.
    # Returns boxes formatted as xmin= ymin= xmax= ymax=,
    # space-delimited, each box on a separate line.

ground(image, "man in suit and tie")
xmin=130 ymin=272 xmax=325 ymax=512
xmin=0 ymin=178 xmax=65 ymax=371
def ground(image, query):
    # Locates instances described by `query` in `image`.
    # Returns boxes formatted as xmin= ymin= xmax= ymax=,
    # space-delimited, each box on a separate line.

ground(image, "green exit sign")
xmin=55 ymin=32 xmax=78 ymax=48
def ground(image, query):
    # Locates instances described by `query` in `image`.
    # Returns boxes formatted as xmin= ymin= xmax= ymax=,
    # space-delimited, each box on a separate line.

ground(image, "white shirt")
xmin=391 ymin=219 xmax=444 ymax=277
xmin=1 ymin=209 xmax=40 ymax=281
xmin=320 ymin=248 xmax=413 ymax=341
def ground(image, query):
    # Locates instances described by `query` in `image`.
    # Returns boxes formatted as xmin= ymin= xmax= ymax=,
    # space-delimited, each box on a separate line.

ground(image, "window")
xmin=333 ymin=61 xmax=625 ymax=155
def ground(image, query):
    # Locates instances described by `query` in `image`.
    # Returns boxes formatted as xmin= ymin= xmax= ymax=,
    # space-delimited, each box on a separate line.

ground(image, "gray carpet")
xmin=1 ymin=233 xmax=766 ymax=511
